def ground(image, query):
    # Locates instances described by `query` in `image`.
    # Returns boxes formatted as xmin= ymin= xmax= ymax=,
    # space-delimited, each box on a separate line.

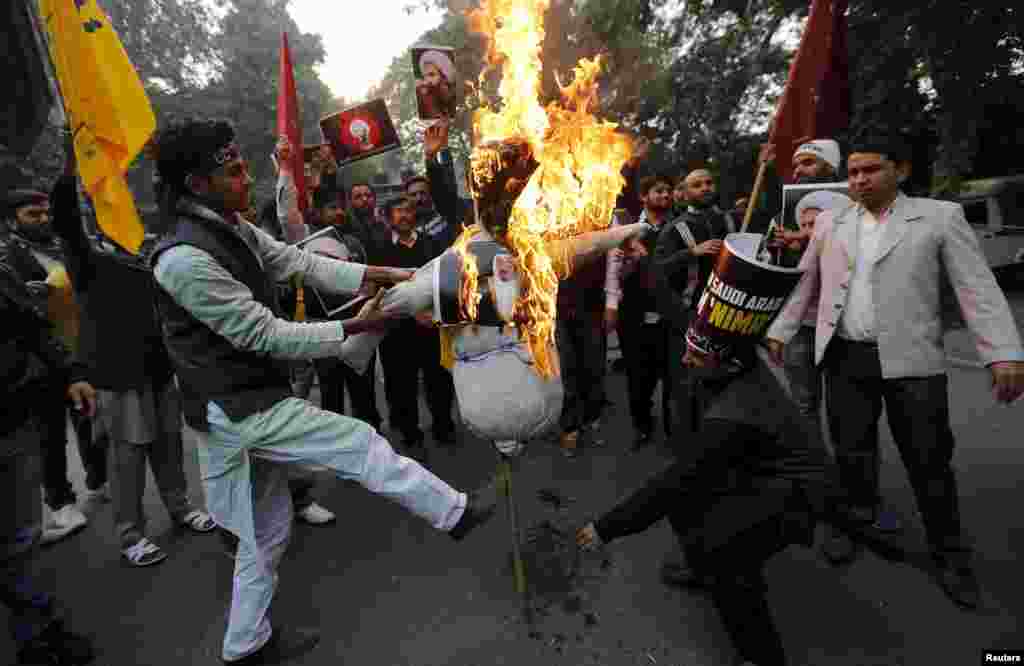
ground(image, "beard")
xmin=689 ymin=193 xmax=716 ymax=209
xmin=17 ymin=223 xmax=55 ymax=244
xmin=415 ymin=204 xmax=436 ymax=224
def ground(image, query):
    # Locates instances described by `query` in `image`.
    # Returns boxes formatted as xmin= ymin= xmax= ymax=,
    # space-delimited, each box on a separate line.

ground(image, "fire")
xmin=458 ymin=0 xmax=633 ymax=378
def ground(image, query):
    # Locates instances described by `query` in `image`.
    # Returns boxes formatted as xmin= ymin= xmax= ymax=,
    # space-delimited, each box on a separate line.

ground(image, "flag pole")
xmin=739 ymin=159 xmax=769 ymax=233
xmin=26 ymin=1 xmax=70 ymax=136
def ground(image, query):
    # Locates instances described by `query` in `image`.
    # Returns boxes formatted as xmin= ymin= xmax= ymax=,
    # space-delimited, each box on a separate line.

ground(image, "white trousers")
xmin=197 ymin=398 xmax=467 ymax=661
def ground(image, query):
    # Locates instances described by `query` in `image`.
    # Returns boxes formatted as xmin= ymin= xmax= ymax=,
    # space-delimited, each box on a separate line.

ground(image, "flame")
xmin=451 ymin=222 xmax=482 ymax=322
xmin=460 ymin=0 xmax=633 ymax=378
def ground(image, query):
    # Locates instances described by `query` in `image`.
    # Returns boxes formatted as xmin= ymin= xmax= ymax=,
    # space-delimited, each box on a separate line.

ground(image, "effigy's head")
xmin=468 ymin=138 xmax=538 ymax=240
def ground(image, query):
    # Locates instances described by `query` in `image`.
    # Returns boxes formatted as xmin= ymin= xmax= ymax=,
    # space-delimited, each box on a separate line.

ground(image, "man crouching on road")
xmin=148 ymin=118 xmax=497 ymax=666
xmin=576 ymin=330 xmax=886 ymax=666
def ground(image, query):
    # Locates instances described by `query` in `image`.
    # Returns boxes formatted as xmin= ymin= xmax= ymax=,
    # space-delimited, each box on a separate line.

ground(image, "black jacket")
xmin=653 ymin=206 xmax=734 ymax=335
xmin=151 ymin=201 xmax=293 ymax=431
xmin=0 ymin=234 xmax=73 ymax=438
xmin=417 ymin=149 xmax=462 ymax=253
xmin=50 ymin=176 xmax=174 ymax=391
xmin=594 ymin=356 xmax=840 ymax=555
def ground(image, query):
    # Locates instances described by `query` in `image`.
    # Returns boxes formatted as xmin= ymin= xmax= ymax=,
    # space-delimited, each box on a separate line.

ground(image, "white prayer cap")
xmin=794 ymin=139 xmax=841 ymax=172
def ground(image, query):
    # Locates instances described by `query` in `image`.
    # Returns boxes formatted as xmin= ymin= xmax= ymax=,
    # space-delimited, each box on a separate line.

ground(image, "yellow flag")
xmin=38 ymin=0 xmax=155 ymax=254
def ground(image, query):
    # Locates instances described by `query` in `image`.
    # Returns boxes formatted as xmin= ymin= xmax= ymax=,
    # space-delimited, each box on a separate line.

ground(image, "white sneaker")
xmin=40 ymin=504 xmax=88 ymax=544
xmin=296 ymin=502 xmax=336 ymax=525
xmin=81 ymin=484 xmax=111 ymax=503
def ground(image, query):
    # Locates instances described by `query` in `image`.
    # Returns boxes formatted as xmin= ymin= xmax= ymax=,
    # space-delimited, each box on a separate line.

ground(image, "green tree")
xmin=185 ymin=0 xmax=335 ymax=207
xmin=101 ymin=0 xmax=225 ymax=93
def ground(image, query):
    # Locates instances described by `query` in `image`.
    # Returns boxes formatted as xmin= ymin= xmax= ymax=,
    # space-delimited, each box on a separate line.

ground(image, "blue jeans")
xmin=197 ymin=398 xmax=467 ymax=661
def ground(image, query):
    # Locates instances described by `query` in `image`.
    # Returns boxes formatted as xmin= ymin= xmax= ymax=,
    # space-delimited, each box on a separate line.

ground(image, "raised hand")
xmin=424 ymin=117 xmax=450 ymax=159
xmin=990 ymin=360 xmax=1024 ymax=405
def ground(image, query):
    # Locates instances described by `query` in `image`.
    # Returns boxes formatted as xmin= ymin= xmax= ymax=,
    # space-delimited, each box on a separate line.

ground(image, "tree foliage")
xmin=11 ymin=0 xmax=1023 ymax=206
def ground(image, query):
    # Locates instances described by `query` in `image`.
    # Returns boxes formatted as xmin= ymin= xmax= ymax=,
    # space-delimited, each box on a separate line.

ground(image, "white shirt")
xmin=838 ymin=209 xmax=886 ymax=342
xmin=391 ymin=230 xmax=419 ymax=247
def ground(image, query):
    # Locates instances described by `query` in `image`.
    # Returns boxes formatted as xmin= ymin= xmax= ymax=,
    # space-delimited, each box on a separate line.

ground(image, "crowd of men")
xmin=2 ymin=108 xmax=1023 ymax=666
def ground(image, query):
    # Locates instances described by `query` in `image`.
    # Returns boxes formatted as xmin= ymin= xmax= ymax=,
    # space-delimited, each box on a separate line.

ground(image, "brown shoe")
xmin=560 ymin=430 xmax=580 ymax=458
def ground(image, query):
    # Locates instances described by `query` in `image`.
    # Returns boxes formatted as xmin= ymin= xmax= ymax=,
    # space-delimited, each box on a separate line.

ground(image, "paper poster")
xmin=411 ymin=45 xmax=457 ymax=120
xmin=780 ymin=181 xmax=849 ymax=231
xmin=320 ymin=99 xmax=401 ymax=166
xmin=686 ymin=233 xmax=804 ymax=358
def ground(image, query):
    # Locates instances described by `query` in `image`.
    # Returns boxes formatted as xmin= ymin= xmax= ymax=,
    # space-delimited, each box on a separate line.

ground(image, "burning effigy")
xmin=342 ymin=0 xmax=650 ymax=450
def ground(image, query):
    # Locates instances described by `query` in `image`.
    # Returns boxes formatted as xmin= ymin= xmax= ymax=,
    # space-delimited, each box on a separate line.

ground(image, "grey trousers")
xmin=96 ymin=382 xmax=192 ymax=546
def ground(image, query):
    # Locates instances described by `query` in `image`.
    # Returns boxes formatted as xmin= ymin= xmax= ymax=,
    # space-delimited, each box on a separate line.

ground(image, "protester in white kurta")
xmin=149 ymin=119 xmax=495 ymax=665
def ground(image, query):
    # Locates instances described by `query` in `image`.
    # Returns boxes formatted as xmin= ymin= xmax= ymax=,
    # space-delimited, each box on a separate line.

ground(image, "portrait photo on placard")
xmin=320 ymin=99 xmax=401 ymax=166
xmin=411 ymin=45 xmax=457 ymax=121
xmin=780 ymin=182 xmax=850 ymax=232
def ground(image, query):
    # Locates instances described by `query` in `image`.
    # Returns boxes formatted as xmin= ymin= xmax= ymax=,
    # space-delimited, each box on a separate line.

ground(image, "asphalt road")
xmin=5 ymin=286 xmax=1024 ymax=666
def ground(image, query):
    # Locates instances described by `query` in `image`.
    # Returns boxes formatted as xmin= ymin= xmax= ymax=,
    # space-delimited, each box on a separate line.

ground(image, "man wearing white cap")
xmin=751 ymin=138 xmax=844 ymax=234
xmin=790 ymin=139 xmax=842 ymax=183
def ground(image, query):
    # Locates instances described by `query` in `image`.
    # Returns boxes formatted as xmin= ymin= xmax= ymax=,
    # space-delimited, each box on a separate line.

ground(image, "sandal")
xmin=180 ymin=510 xmax=217 ymax=533
xmin=121 ymin=538 xmax=167 ymax=567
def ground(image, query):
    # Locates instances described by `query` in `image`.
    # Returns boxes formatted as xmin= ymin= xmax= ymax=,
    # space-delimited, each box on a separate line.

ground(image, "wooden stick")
xmin=498 ymin=455 xmax=534 ymax=630
xmin=740 ymin=159 xmax=770 ymax=233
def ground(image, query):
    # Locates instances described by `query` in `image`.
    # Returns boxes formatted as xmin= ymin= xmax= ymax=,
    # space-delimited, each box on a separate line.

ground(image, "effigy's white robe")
xmin=342 ymin=229 xmax=561 ymax=451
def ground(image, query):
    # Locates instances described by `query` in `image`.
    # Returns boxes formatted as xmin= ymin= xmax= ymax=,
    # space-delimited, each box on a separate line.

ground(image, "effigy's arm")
xmin=338 ymin=260 xmax=436 ymax=373
xmin=547 ymin=222 xmax=652 ymax=280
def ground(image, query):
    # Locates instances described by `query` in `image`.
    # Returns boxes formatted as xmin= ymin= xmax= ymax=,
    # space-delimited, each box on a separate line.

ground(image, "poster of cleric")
xmin=411 ymin=45 xmax=457 ymax=120
xmin=686 ymin=233 xmax=804 ymax=357
xmin=319 ymin=99 xmax=401 ymax=166
xmin=781 ymin=181 xmax=850 ymax=231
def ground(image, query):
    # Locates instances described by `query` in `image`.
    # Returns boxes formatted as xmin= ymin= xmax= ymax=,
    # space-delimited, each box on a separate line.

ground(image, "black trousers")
xmin=666 ymin=329 xmax=704 ymax=447
xmin=701 ymin=515 xmax=791 ymax=666
xmin=824 ymin=337 xmax=970 ymax=561
xmin=38 ymin=381 xmax=108 ymax=510
xmin=616 ymin=311 xmax=669 ymax=435
xmin=314 ymin=353 xmax=381 ymax=431
xmin=289 ymin=478 xmax=315 ymax=512
xmin=556 ymin=311 xmax=607 ymax=433
xmin=595 ymin=420 xmax=813 ymax=666
xmin=380 ymin=324 xmax=456 ymax=443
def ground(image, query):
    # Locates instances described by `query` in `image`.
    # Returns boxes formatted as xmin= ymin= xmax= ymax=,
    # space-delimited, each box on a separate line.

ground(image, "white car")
xmin=954 ymin=175 xmax=1024 ymax=281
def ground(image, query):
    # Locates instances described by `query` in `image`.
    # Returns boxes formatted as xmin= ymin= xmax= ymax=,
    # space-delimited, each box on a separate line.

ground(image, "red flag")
xmin=770 ymin=0 xmax=850 ymax=183
xmin=277 ymin=31 xmax=306 ymax=212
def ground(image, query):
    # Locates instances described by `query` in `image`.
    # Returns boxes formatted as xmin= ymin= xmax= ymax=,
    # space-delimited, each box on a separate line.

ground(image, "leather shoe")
xmin=660 ymin=560 xmax=714 ymax=589
xmin=934 ymin=559 xmax=981 ymax=609
xmin=433 ymin=428 xmax=457 ymax=446
xmin=632 ymin=429 xmax=652 ymax=450
xmin=820 ymin=526 xmax=859 ymax=566
xmin=17 ymin=620 xmax=95 ymax=665
xmin=450 ymin=479 xmax=498 ymax=541
xmin=559 ymin=431 xmax=580 ymax=459
xmin=223 ymin=626 xmax=320 ymax=665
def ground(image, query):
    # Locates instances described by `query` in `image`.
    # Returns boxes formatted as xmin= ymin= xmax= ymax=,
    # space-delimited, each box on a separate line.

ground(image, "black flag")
xmin=1 ymin=0 xmax=56 ymax=156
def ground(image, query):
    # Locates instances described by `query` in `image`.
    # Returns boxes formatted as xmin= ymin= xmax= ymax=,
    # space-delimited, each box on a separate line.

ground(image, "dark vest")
xmin=675 ymin=207 xmax=734 ymax=312
xmin=151 ymin=206 xmax=292 ymax=431
xmin=622 ymin=222 xmax=662 ymax=317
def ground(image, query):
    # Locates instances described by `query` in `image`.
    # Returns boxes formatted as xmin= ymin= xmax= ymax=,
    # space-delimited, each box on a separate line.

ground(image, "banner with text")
xmin=686 ymin=232 xmax=803 ymax=357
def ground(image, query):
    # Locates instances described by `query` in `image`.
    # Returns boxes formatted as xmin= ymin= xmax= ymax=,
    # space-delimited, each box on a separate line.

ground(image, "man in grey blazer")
xmin=764 ymin=135 xmax=1024 ymax=610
